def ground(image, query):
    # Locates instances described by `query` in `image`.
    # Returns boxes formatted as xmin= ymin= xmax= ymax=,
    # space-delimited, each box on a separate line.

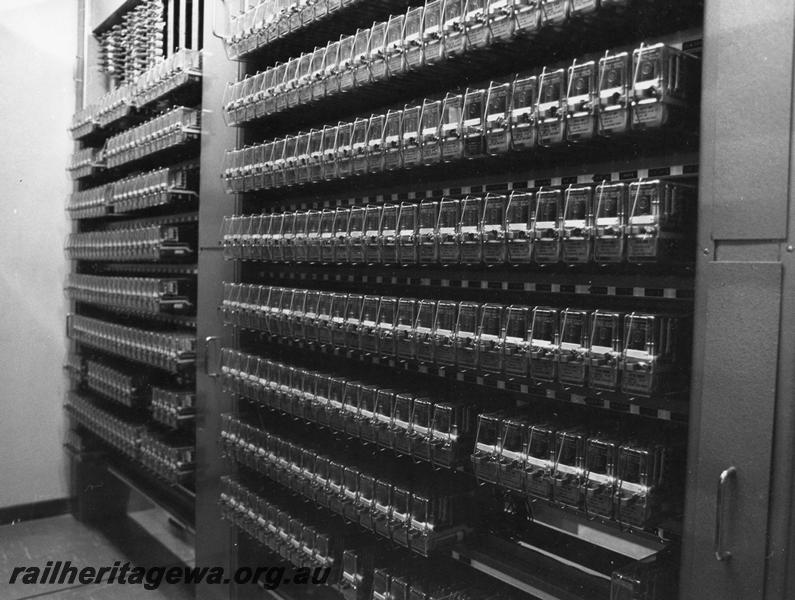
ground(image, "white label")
xmin=628 ymin=238 xmax=657 ymax=258
xmin=572 ymin=0 xmax=598 ymax=12
xmin=468 ymin=27 xmax=489 ymax=47
xmin=445 ymin=35 xmax=465 ymax=55
xmin=487 ymin=133 xmax=510 ymax=154
xmin=540 ymin=121 xmax=564 ymax=144
xmin=543 ymin=1 xmax=568 ymax=22
xmin=563 ymin=240 xmax=589 ymax=262
xmin=442 ymin=139 xmax=462 ymax=159
xmin=384 ymin=152 xmax=401 ymax=169
xmin=512 ymin=124 xmax=534 ymax=147
xmin=564 ymin=219 xmax=587 ymax=230
xmin=568 ymin=115 xmax=594 ymax=137
xmin=340 ymin=72 xmax=355 ymax=90
xmin=535 ymin=240 xmax=559 ymax=262
xmin=633 ymin=103 xmax=664 ymax=126
xmin=403 ymin=146 xmax=421 ymax=166
xmin=491 ymin=19 xmax=512 ymax=39
xmin=372 ymin=63 xmax=387 ymax=80
xmin=516 ymin=9 xmax=539 ymax=31
xmin=388 ymin=55 xmax=404 ymax=73
xmin=630 ymin=214 xmax=657 ymax=226
xmin=407 ymin=48 xmax=423 ymax=67
xmin=623 ymin=370 xmax=651 ymax=393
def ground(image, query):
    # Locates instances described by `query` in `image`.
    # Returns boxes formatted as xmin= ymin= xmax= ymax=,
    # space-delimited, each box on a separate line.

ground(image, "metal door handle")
xmin=205 ymin=336 xmax=221 ymax=378
xmin=714 ymin=466 xmax=737 ymax=561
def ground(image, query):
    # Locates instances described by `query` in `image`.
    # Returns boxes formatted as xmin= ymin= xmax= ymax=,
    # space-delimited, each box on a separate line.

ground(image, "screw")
xmin=702 ymin=248 xmax=710 ymax=255
xmin=787 ymin=245 xmax=794 ymax=253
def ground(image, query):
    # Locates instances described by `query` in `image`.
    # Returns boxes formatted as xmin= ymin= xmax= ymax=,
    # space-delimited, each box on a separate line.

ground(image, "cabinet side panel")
xmin=710 ymin=0 xmax=794 ymax=240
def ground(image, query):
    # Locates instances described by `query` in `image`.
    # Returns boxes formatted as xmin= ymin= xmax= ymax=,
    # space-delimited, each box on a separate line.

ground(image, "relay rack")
xmin=65 ymin=0 xmax=204 ymax=544
xmin=65 ymin=2 xmax=795 ymax=600
xmin=215 ymin=1 xmax=702 ymax=600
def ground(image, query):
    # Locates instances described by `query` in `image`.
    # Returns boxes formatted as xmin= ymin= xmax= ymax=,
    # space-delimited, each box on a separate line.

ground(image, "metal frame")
xmin=681 ymin=1 xmax=795 ymax=599
xmin=70 ymin=1 xmax=795 ymax=599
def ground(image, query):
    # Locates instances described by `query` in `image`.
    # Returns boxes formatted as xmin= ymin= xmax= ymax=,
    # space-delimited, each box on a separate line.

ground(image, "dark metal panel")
xmin=707 ymin=0 xmax=794 ymax=241
xmin=762 ymin=48 xmax=795 ymax=600
xmin=195 ymin=12 xmax=238 ymax=600
xmin=680 ymin=261 xmax=781 ymax=600
xmin=765 ymin=251 xmax=795 ymax=600
xmin=688 ymin=3 xmax=795 ymax=598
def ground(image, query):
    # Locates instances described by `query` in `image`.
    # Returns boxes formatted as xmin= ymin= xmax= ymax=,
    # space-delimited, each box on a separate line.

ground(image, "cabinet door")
xmin=681 ymin=1 xmax=795 ymax=598
xmin=681 ymin=262 xmax=781 ymax=600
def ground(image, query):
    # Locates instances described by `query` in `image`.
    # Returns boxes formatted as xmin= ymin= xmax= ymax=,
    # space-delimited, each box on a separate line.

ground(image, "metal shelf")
xmin=101 ymin=210 xmax=199 ymax=229
xmin=230 ymin=128 xmax=699 ymax=203
xmin=526 ymin=501 xmax=672 ymax=560
xmin=67 ymin=206 xmax=111 ymax=220
xmin=451 ymin=533 xmax=611 ymax=600
xmin=226 ymin=0 xmax=421 ymax=64
xmin=229 ymin=455 xmax=473 ymax=561
xmin=106 ymin=130 xmax=201 ymax=170
xmin=111 ymin=190 xmax=199 ymax=217
xmin=73 ymin=300 xmax=197 ymax=328
xmin=69 ymin=163 xmax=106 ymax=181
xmin=90 ymin=262 xmax=199 ymax=276
xmin=254 ymin=263 xmax=695 ymax=306
xmin=68 ymin=316 xmax=196 ymax=376
xmin=73 ymin=108 xmax=136 ymax=144
xmin=72 ymin=340 xmax=196 ymax=376
xmin=75 ymin=75 xmax=203 ymax=145
xmin=78 ymin=139 xmax=201 ymax=186
xmin=79 ymin=365 xmax=148 ymax=410
xmin=234 ymin=17 xmax=702 ymax=139
xmin=249 ymin=155 xmax=699 ymax=212
xmin=105 ymin=463 xmax=195 ymax=534
xmin=244 ymin=331 xmax=688 ymax=422
xmin=231 ymin=391 xmax=681 ymax=550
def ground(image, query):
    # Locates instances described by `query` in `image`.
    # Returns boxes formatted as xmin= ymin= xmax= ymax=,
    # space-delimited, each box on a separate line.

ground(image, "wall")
xmin=0 ymin=0 xmax=77 ymax=508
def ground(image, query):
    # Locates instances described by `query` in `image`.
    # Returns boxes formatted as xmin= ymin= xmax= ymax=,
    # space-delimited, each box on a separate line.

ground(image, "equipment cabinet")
xmin=66 ymin=2 xmax=795 ymax=599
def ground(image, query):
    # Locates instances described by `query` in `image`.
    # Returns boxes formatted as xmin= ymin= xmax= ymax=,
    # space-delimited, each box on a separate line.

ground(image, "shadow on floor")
xmin=0 ymin=513 xmax=194 ymax=600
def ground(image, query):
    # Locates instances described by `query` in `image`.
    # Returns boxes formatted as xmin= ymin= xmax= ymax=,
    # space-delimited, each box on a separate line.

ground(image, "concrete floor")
xmin=0 ymin=514 xmax=194 ymax=600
